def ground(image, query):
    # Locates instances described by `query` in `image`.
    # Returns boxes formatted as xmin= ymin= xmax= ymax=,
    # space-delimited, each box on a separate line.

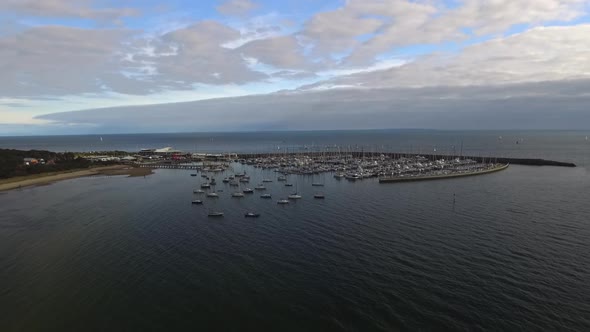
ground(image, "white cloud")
xmin=0 ymin=26 xmax=141 ymax=97
xmin=301 ymin=24 xmax=590 ymax=90
xmin=0 ymin=0 xmax=139 ymax=23
xmin=301 ymin=0 xmax=589 ymax=65
xmin=237 ymin=35 xmax=308 ymax=69
xmin=217 ymin=0 xmax=259 ymax=17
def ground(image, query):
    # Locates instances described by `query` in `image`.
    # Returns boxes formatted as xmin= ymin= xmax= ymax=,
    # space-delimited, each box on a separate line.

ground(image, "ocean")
xmin=1 ymin=130 xmax=589 ymax=331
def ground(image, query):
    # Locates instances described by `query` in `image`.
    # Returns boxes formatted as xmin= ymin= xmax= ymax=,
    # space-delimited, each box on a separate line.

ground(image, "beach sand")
xmin=0 ymin=165 xmax=153 ymax=192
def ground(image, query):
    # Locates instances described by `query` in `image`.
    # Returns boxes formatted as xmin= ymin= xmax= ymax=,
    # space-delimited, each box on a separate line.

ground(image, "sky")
xmin=1 ymin=0 xmax=590 ymax=135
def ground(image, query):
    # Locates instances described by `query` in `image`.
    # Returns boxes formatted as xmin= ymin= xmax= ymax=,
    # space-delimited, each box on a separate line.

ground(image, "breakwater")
xmin=379 ymin=163 xmax=509 ymax=183
xmin=235 ymin=152 xmax=576 ymax=167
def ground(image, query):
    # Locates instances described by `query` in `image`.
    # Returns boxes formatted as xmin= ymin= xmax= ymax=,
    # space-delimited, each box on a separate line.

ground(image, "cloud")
xmin=0 ymin=0 xmax=139 ymax=23
xmin=37 ymin=79 xmax=590 ymax=132
xmin=2 ymin=0 xmax=590 ymax=131
xmin=301 ymin=25 xmax=590 ymax=90
xmin=145 ymin=21 xmax=267 ymax=85
xmin=217 ymin=0 xmax=259 ymax=17
xmin=302 ymin=5 xmax=384 ymax=56
xmin=237 ymin=35 xmax=308 ymax=69
xmin=0 ymin=26 xmax=143 ymax=97
xmin=300 ymin=0 xmax=588 ymax=65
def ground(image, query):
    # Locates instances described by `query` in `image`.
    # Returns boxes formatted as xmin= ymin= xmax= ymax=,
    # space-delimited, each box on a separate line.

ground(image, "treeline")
xmin=0 ymin=149 xmax=92 ymax=179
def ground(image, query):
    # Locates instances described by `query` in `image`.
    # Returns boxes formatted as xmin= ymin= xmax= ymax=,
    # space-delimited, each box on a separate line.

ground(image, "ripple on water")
xmin=1 ymin=164 xmax=590 ymax=331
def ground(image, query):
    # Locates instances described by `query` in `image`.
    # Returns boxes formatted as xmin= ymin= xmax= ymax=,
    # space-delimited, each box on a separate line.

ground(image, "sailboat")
xmin=288 ymin=181 xmax=302 ymax=199
xmin=311 ymin=171 xmax=324 ymax=186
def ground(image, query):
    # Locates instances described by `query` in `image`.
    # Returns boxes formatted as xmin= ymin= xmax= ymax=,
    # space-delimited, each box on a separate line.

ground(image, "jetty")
xmin=378 ymin=163 xmax=509 ymax=183
xmin=236 ymin=152 xmax=575 ymax=168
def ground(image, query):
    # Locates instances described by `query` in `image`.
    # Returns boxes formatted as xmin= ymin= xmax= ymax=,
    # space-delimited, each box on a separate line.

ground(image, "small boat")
xmin=210 ymin=179 xmax=216 ymax=185
xmin=200 ymin=183 xmax=211 ymax=188
xmin=190 ymin=173 xmax=197 ymax=177
xmin=232 ymin=192 xmax=245 ymax=197
xmin=255 ymin=185 xmax=266 ymax=190
xmin=244 ymin=212 xmax=260 ymax=218
xmin=222 ymin=178 xmax=230 ymax=183
xmin=333 ymin=173 xmax=345 ymax=179
xmin=260 ymin=193 xmax=272 ymax=199
xmin=201 ymin=174 xmax=208 ymax=178
xmin=311 ymin=183 xmax=324 ymax=187
xmin=277 ymin=176 xmax=287 ymax=181
xmin=206 ymin=192 xmax=219 ymax=198
xmin=193 ymin=189 xmax=205 ymax=194
xmin=239 ymin=178 xmax=249 ymax=183
xmin=208 ymin=212 xmax=224 ymax=217
xmin=191 ymin=200 xmax=203 ymax=204
xmin=288 ymin=193 xmax=302 ymax=199
xmin=314 ymin=193 xmax=325 ymax=199
xmin=285 ymin=183 xmax=293 ymax=187
xmin=262 ymin=179 xmax=273 ymax=183
xmin=243 ymin=188 xmax=254 ymax=193
xmin=277 ymin=199 xmax=290 ymax=204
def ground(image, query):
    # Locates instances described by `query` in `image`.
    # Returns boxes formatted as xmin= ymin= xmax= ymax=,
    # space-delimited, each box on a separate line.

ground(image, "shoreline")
xmin=0 ymin=165 xmax=153 ymax=192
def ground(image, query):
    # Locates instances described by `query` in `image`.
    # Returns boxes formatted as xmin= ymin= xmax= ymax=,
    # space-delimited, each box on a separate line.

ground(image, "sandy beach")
xmin=0 ymin=165 xmax=153 ymax=192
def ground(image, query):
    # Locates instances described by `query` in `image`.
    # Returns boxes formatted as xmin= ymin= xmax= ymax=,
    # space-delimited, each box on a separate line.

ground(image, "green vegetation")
xmin=0 ymin=149 xmax=92 ymax=179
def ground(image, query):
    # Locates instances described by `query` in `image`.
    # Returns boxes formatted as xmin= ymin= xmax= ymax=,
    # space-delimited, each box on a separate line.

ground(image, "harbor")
xmin=130 ymin=149 xmax=575 ymax=183
xmin=65 ymin=145 xmax=582 ymax=217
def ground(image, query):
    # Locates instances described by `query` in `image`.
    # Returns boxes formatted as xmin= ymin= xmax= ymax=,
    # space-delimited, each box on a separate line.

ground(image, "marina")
xmin=70 ymin=145 xmax=583 ymax=218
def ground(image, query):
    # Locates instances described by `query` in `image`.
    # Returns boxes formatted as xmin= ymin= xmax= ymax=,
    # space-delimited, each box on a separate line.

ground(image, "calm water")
xmin=1 ymin=131 xmax=590 ymax=331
